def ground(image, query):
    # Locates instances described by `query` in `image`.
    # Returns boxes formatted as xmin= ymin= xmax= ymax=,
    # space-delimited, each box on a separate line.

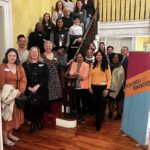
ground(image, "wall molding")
xmin=0 ymin=0 xmax=13 ymax=49
xmin=98 ymin=20 xmax=150 ymax=38
xmin=1 ymin=0 xmax=9 ymax=2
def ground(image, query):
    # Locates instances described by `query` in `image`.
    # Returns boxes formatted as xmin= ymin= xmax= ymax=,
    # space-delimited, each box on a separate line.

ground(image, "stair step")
xmin=56 ymin=115 xmax=77 ymax=128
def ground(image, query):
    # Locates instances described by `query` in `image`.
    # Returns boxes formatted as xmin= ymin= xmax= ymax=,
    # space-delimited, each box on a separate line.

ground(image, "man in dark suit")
xmin=121 ymin=46 xmax=129 ymax=78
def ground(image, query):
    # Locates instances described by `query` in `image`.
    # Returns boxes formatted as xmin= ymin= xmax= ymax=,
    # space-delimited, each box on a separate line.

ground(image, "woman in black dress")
xmin=23 ymin=46 xmax=48 ymax=133
xmin=42 ymin=13 xmax=53 ymax=40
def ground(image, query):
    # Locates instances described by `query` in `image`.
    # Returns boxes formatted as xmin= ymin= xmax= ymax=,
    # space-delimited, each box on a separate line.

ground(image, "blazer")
xmin=69 ymin=62 xmax=89 ymax=89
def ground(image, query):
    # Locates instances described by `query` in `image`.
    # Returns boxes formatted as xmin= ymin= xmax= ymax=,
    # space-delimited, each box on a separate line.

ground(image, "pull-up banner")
xmin=122 ymin=52 xmax=150 ymax=146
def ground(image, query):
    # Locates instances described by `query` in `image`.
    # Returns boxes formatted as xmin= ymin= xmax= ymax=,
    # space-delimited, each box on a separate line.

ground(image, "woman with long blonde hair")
xmin=23 ymin=46 xmax=48 ymax=133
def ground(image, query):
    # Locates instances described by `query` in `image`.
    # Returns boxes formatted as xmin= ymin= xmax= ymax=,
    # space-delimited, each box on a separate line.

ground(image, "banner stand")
xmin=121 ymin=52 xmax=150 ymax=147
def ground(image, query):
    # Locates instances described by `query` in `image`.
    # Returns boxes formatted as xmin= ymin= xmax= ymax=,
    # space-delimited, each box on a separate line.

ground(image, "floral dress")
xmin=42 ymin=54 xmax=62 ymax=101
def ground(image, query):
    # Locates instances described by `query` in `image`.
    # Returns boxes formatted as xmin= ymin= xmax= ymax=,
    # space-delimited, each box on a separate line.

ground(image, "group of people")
xmin=69 ymin=44 xmax=128 ymax=131
xmin=0 ymin=36 xmax=128 ymax=147
xmin=0 ymin=0 xmax=130 ymax=147
xmin=0 ymin=39 xmax=66 ymax=146
xmin=28 ymin=0 xmax=95 ymax=61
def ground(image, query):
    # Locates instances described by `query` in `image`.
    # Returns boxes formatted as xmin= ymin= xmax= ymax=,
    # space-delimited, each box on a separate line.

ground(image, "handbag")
xmin=15 ymin=67 xmax=28 ymax=109
xmin=15 ymin=93 xmax=28 ymax=109
xmin=28 ymin=92 xmax=41 ymax=107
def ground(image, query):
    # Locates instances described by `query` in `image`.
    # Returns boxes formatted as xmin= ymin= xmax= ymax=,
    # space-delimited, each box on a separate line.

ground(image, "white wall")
xmin=97 ymin=20 xmax=150 ymax=52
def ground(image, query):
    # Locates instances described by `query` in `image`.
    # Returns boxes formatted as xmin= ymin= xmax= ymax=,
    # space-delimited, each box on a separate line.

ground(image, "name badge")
xmin=4 ymin=68 xmax=10 ymax=72
xmin=39 ymin=64 xmax=44 ymax=67
xmin=54 ymin=58 xmax=58 ymax=61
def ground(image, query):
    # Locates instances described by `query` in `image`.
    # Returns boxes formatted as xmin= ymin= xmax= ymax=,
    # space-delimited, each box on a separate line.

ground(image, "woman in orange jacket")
xmin=69 ymin=51 xmax=89 ymax=123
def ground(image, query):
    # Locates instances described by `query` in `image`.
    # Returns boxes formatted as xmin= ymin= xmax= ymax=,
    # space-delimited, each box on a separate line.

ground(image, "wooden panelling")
xmin=98 ymin=0 xmax=150 ymax=21
xmin=111 ymin=0 xmax=116 ymax=21
xmin=121 ymin=0 xmax=125 ymax=21
xmin=106 ymin=0 xmax=111 ymax=21
xmin=102 ymin=0 xmax=107 ymax=22
xmin=140 ymin=0 xmax=145 ymax=19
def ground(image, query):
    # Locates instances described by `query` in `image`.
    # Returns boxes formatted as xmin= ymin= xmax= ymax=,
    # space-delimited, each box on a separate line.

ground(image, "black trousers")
xmin=92 ymin=85 xmax=107 ymax=126
xmin=76 ymin=89 xmax=88 ymax=117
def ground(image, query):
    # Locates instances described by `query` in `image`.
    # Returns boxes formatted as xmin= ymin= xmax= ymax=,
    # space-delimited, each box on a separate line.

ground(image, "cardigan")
xmin=69 ymin=62 xmax=89 ymax=89
xmin=89 ymin=64 xmax=111 ymax=89
xmin=109 ymin=65 xmax=125 ymax=98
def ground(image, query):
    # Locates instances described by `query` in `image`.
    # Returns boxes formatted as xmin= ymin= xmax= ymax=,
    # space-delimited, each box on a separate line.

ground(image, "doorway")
xmin=0 ymin=5 xmax=5 ymax=63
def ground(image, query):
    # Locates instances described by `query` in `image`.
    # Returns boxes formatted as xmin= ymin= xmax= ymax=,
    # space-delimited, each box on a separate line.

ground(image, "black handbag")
xmin=28 ymin=93 xmax=41 ymax=107
xmin=15 ymin=67 xmax=28 ymax=109
xmin=15 ymin=93 xmax=28 ymax=109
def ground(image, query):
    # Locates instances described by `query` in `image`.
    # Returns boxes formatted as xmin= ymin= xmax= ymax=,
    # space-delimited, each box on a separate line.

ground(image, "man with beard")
xmin=17 ymin=34 xmax=29 ymax=64
xmin=106 ymin=46 xmax=114 ymax=63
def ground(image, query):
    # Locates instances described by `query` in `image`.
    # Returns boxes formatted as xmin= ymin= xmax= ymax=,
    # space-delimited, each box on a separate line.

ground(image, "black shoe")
xmin=95 ymin=122 xmax=101 ymax=131
xmin=114 ymin=114 xmax=122 ymax=120
xmin=96 ymin=125 xmax=101 ymax=131
xmin=30 ymin=122 xmax=36 ymax=133
xmin=108 ymin=112 xmax=113 ymax=119
xmin=37 ymin=121 xmax=43 ymax=130
xmin=80 ymin=118 xmax=86 ymax=124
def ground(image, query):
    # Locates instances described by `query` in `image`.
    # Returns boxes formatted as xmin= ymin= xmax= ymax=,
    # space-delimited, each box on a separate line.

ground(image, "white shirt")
xmin=18 ymin=49 xmax=29 ymax=64
xmin=69 ymin=24 xmax=83 ymax=36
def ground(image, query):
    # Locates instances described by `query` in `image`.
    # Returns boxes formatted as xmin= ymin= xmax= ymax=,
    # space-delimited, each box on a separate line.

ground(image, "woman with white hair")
xmin=41 ymin=41 xmax=62 ymax=103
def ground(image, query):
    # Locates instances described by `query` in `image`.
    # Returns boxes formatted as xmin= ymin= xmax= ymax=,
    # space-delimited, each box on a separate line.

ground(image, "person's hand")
xmin=78 ymin=74 xmax=84 ymax=80
xmin=28 ymin=87 xmax=33 ymax=92
xmin=102 ymin=89 xmax=109 ymax=97
xmin=77 ymin=38 xmax=82 ymax=43
xmin=89 ymin=14 xmax=92 ymax=17
xmin=73 ymin=72 xmax=79 ymax=77
xmin=67 ymin=59 xmax=73 ymax=65
xmin=16 ymin=90 xmax=21 ymax=98
xmin=89 ymin=88 xmax=93 ymax=94
xmin=80 ymin=23 xmax=84 ymax=27
xmin=32 ymin=84 xmax=40 ymax=93
xmin=57 ymin=48 xmax=64 ymax=55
